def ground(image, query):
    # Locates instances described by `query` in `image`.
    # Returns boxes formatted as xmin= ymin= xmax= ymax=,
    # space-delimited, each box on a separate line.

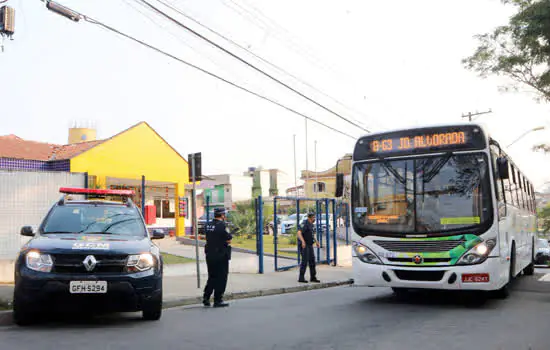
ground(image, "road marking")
xmin=538 ymin=273 xmax=550 ymax=282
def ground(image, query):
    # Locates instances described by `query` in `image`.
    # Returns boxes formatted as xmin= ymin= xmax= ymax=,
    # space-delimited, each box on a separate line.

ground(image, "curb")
xmin=162 ymin=278 xmax=354 ymax=309
xmin=0 ymin=279 xmax=354 ymax=313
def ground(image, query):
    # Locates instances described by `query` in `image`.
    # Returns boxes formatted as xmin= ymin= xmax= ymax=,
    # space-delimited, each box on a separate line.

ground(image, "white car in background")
xmin=280 ymin=213 xmax=307 ymax=234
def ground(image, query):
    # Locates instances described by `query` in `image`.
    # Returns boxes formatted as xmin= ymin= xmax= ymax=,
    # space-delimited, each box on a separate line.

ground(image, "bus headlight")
xmin=457 ymin=239 xmax=496 ymax=265
xmin=353 ymin=243 xmax=382 ymax=264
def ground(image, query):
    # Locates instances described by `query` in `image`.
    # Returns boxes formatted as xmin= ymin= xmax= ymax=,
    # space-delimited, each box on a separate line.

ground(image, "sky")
xmin=2 ymin=0 xmax=550 ymax=192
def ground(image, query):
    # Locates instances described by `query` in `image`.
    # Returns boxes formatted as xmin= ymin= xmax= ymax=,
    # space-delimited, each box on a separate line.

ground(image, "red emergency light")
xmin=59 ymin=187 xmax=135 ymax=196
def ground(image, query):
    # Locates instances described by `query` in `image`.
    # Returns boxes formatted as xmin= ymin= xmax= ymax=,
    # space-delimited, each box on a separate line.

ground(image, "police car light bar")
xmin=59 ymin=188 xmax=135 ymax=196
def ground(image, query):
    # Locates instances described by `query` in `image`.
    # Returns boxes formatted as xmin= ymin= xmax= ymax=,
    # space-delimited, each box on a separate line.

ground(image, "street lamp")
xmin=507 ymin=126 xmax=546 ymax=148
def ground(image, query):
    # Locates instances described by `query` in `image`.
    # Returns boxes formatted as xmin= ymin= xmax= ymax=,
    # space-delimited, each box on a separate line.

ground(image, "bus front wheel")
xmin=491 ymin=244 xmax=515 ymax=299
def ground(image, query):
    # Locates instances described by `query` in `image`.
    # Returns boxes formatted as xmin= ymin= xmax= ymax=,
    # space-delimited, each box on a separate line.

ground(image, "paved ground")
xmin=1 ymin=272 xmax=550 ymax=350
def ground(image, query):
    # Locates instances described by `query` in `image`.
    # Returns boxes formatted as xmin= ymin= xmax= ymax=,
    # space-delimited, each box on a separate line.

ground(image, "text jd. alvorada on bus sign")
xmin=371 ymin=131 xmax=466 ymax=153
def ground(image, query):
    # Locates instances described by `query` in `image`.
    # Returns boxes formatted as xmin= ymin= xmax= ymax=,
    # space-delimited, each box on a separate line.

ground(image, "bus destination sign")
xmin=354 ymin=125 xmax=486 ymax=159
xmin=370 ymin=131 xmax=466 ymax=153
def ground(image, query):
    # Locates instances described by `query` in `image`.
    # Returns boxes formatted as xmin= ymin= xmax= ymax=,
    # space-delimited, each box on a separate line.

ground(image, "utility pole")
xmin=461 ymin=109 xmax=492 ymax=122
xmin=293 ymin=134 xmax=297 ymax=196
xmin=188 ymin=152 xmax=202 ymax=289
xmin=305 ymin=118 xmax=309 ymax=197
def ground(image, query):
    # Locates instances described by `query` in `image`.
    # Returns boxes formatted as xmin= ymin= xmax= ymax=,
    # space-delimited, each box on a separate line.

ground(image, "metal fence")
xmin=273 ymin=196 xmax=339 ymax=272
xmin=0 ymin=170 xmax=86 ymax=259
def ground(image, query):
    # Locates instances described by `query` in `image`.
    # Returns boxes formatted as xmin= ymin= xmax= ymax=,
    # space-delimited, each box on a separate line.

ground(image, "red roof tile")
xmin=0 ymin=135 xmax=104 ymax=161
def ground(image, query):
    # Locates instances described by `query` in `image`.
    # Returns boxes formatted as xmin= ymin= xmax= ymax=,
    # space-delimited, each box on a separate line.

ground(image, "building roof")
xmin=1 ymin=121 xmax=189 ymax=164
xmin=0 ymin=133 xmax=104 ymax=161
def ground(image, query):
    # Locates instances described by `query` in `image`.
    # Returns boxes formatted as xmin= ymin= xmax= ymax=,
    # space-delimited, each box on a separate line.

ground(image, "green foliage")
xmin=538 ymin=204 xmax=550 ymax=233
xmin=463 ymin=0 xmax=550 ymax=102
xmin=286 ymin=227 xmax=298 ymax=245
xmin=230 ymin=201 xmax=256 ymax=237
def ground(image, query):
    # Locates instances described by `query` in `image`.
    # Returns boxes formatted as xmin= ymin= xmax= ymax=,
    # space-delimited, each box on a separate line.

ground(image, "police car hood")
xmin=26 ymin=234 xmax=151 ymax=255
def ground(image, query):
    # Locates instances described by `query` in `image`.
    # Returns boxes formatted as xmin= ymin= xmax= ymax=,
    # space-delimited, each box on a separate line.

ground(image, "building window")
xmin=313 ymin=182 xmax=326 ymax=193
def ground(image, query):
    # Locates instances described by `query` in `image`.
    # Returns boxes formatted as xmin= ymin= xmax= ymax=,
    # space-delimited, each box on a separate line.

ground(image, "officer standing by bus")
xmin=203 ymin=208 xmax=232 ymax=307
xmin=297 ymin=213 xmax=321 ymax=283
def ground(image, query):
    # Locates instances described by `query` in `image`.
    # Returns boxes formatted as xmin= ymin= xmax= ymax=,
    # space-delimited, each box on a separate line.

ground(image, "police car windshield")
xmin=42 ymin=205 xmax=147 ymax=236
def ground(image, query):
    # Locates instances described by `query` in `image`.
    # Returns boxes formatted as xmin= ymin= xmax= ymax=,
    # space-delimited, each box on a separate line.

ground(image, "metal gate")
xmin=273 ymin=196 xmax=339 ymax=272
xmin=0 ymin=170 xmax=86 ymax=259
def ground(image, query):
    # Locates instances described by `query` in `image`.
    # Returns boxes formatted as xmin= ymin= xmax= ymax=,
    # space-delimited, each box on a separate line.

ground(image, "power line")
xmin=137 ymin=0 xmax=370 ymax=133
xmin=42 ymin=1 xmax=357 ymax=140
xmin=121 ymin=0 xmax=233 ymax=77
xmin=150 ymin=0 xmax=372 ymax=129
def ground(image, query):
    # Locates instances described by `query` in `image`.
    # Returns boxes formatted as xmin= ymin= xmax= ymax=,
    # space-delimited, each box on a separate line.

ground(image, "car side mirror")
xmin=20 ymin=226 xmax=34 ymax=237
xmin=151 ymin=229 xmax=165 ymax=240
xmin=335 ymin=173 xmax=344 ymax=197
xmin=497 ymin=157 xmax=509 ymax=179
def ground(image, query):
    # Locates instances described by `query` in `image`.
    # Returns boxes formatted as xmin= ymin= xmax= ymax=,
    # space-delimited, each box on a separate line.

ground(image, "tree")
xmin=463 ymin=0 xmax=550 ymax=102
xmin=538 ymin=204 xmax=550 ymax=233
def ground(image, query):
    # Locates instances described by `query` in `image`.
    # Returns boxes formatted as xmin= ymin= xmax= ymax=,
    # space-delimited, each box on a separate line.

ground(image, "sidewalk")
xmin=0 ymin=238 xmax=353 ymax=309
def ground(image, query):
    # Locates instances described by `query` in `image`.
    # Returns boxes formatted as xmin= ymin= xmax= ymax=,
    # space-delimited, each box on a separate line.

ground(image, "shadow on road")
xmin=2 ymin=311 xmax=146 ymax=329
xmin=361 ymin=289 xmax=499 ymax=309
xmin=357 ymin=272 xmax=550 ymax=310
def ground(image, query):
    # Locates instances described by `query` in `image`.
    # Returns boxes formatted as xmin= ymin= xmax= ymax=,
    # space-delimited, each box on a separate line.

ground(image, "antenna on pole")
xmin=461 ymin=109 xmax=492 ymax=122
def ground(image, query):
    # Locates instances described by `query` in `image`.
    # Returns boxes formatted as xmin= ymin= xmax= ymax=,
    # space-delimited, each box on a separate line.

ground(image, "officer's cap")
xmin=214 ymin=208 xmax=226 ymax=216
xmin=307 ymin=212 xmax=315 ymax=218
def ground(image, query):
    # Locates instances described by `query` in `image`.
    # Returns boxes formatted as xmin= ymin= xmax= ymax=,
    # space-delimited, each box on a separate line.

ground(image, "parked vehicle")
xmin=197 ymin=209 xmax=235 ymax=235
xmin=280 ymin=213 xmax=307 ymax=233
xmin=535 ymin=238 xmax=550 ymax=265
xmin=13 ymin=187 xmax=164 ymax=326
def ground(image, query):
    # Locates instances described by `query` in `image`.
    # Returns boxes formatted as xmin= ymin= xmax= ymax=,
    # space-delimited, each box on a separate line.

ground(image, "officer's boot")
xmin=213 ymin=300 xmax=229 ymax=308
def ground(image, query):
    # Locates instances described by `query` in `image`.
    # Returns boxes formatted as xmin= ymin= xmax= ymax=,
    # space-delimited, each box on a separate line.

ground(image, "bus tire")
xmin=523 ymin=238 xmax=535 ymax=276
xmin=491 ymin=243 xmax=515 ymax=299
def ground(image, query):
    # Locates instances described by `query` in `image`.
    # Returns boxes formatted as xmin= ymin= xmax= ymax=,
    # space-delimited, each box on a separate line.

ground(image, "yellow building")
xmin=1 ymin=121 xmax=190 ymax=236
xmin=70 ymin=122 xmax=190 ymax=236
xmin=300 ymin=154 xmax=352 ymax=198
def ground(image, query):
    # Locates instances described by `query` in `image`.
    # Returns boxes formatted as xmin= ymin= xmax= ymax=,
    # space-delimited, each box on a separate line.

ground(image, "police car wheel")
xmin=142 ymin=305 xmax=162 ymax=321
xmin=142 ymin=296 xmax=162 ymax=321
xmin=12 ymin=295 xmax=34 ymax=326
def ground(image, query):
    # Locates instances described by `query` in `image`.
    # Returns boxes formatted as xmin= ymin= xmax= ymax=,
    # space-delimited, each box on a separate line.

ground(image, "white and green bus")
xmin=335 ymin=123 xmax=537 ymax=297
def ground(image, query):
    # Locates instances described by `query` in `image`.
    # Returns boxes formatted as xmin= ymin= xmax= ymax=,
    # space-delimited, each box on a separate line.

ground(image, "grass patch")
xmin=231 ymin=236 xmax=299 ymax=257
xmin=161 ymin=252 xmax=194 ymax=265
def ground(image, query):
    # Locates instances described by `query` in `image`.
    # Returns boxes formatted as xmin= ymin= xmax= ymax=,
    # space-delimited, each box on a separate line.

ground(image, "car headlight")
xmin=457 ymin=238 xmax=497 ymax=265
xmin=353 ymin=243 xmax=382 ymax=264
xmin=26 ymin=250 xmax=53 ymax=273
xmin=126 ymin=253 xmax=155 ymax=272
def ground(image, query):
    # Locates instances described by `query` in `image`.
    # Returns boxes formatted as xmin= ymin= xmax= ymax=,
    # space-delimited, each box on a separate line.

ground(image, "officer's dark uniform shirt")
xmin=299 ymin=219 xmax=315 ymax=245
xmin=205 ymin=219 xmax=232 ymax=260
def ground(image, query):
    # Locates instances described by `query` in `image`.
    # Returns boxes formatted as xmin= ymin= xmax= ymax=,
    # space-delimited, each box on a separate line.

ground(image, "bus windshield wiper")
xmin=377 ymin=157 xmax=406 ymax=185
xmin=423 ymin=152 xmax=453 ymax=183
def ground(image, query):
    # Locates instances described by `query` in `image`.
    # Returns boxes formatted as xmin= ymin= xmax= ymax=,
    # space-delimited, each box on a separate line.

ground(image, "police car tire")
xmin=142 ymin=305 xmax=162 ymax=321
xmin=12 ymin=296 xmax=34 ymax=326
xmin=142 ymin=296 xmax=162 ymax=321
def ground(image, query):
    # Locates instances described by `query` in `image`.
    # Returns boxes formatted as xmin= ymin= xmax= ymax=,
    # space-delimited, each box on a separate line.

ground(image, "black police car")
xmin=13 ymin=187 xmax=164 ymax=325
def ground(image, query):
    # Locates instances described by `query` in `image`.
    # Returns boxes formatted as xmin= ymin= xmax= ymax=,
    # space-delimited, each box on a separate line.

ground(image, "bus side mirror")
xmin=497 ymin=157 xmax=509 ymax=179
xmin=335 ymin=173 xmax=344 ymax=198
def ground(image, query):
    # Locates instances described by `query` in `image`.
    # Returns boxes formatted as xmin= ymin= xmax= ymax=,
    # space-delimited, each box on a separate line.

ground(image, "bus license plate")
xmin=69 ymin=281 xmax=107 ymax=294
xmin=462 ymin=273 xmax=489 ymax=283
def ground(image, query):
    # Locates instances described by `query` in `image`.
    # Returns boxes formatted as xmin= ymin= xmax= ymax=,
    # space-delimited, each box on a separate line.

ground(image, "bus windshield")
xmin=351 ymin=153 xmax=493 ymax=236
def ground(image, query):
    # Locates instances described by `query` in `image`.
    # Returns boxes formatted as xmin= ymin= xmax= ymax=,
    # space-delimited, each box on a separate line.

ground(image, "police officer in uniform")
xmin=202 ymin=208 xmax=232 ymax=307
xmin=297 ymin=213 xmax=321 ymax=283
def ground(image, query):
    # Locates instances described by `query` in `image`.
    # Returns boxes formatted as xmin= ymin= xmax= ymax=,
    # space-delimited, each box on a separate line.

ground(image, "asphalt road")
xmin=2 ymin=273 xmax=550 ymax=350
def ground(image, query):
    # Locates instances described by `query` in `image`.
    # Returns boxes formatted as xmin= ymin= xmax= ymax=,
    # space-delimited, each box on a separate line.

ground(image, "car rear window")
xmin=42 ymin=204 xmax=147 ymax=236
